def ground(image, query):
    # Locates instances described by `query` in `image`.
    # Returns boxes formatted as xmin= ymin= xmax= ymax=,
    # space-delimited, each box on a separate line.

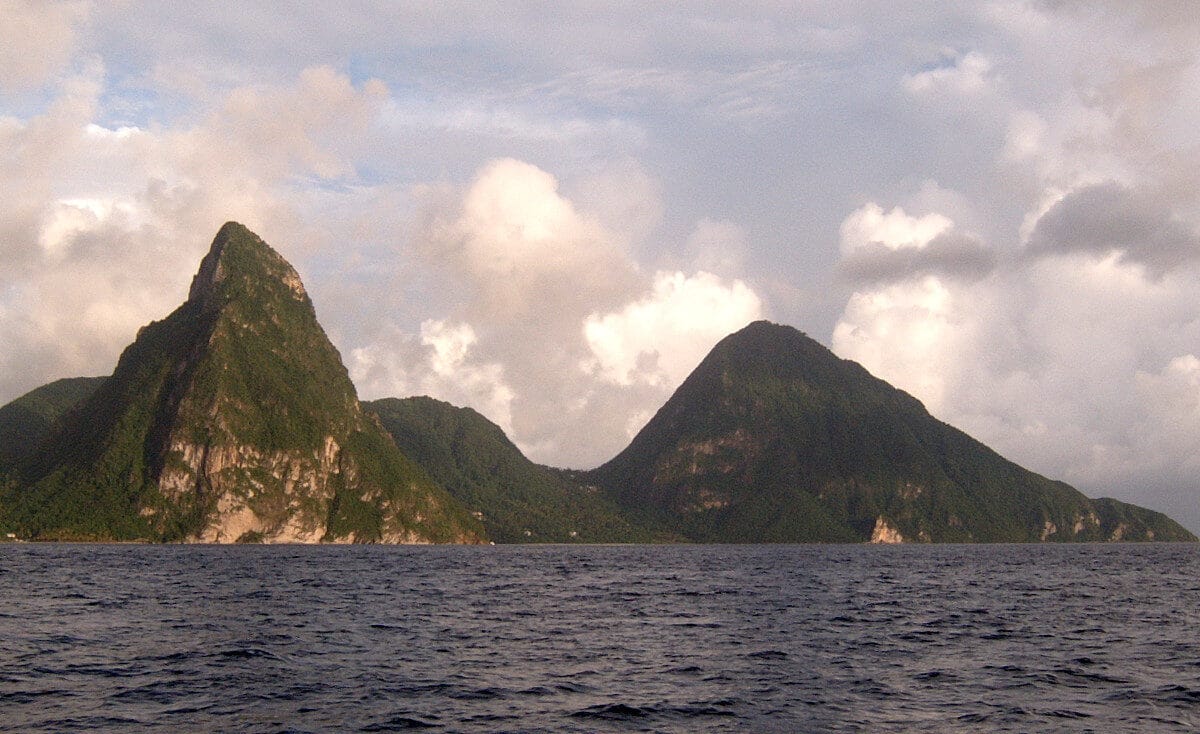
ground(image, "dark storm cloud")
xmin=838 ymin=231 xmax=997 ymax=285
xmin=1026 ymin=182 xmax=1200 ymax=276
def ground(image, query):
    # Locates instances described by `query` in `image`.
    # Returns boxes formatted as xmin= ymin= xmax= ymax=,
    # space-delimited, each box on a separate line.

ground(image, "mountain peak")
xmin=732 ymin=318 xmax=792 ymax=335
xmin=188 ymin=221 xmax=307 ymax=309
xmin=714 ymin=320 xmax=828 ymax=364
xmin=678 ymin=318 xmax=906 ymax=415
xmin=7 ymin=222 xmax=484 ymax=544
xmin=591 ymin=319 xmax=1195 ymax=543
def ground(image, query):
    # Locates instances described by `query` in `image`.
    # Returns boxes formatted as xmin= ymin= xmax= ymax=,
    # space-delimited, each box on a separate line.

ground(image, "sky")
xmin=2 ymin=1 xmax=1199 ymax=531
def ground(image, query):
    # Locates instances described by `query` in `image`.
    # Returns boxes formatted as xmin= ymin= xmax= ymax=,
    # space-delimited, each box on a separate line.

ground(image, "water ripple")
xmin=1 ymin=543 xmax=1198 ymax=732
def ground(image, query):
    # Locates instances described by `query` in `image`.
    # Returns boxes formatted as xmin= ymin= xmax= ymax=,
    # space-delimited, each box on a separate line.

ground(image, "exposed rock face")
xmin=589 ymin=320 xmax=1196 ymax=543
xmin=8 ymin=222 xmax=485 ymax=544
xmin=870 ymin=517 xmax=904 ymax=544
xmin=155 ymin=439 xmax=340 ymax=543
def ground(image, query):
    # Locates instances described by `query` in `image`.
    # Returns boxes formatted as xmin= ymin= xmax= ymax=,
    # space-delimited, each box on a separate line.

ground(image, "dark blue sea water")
xmin=1 ymin=543 xmax=1198 ymax=733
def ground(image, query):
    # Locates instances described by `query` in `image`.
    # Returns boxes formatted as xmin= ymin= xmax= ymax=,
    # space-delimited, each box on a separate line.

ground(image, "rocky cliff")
xmin=4 ymin=223 xmax=485 ymax=543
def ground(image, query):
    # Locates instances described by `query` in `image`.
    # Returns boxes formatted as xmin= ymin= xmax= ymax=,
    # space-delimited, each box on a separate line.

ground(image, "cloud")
xmin=903 ymin=51 xmax=994 ymax=95
xmin=453 ymin=159 xmax=608 ymax=277
xmin=683 ymin=219 xmax=750 ymax=276
xmin=423 ymin=319 xmax=478 ymax=378
xmin=350 ymin=158 xmax=766 ymax=466
xmin=562 ymin=158 xmax=663 ymax=251
xmin=839 ymin=230 xmax=997 ymax=285
xmin=1134 ymin=354 xmax=1200 ymax=481
xmin=836 ymin=202 xmax=995 ymax=284
xmin=951 ymin=254 xmax=1200 ymax=521
xmin=832 ymin=183 xmax=1200 ymax=530
xmin=0 ymin=65 xmax=398 ymax=404
xmin=180 ymin=66 xmax=388 ymax=185
xmin=832 ymin=275 xmax=968 ymax=415
xmin=351 ymin=319 xmax=516 ymax=438
xmin=583 ymin=270 xmax=763 ymax=387
xmin=839 ymin=203 xmax=953 ymax=254
xmin=414 ymin=158 xmax=639 ymax=319
xmin=1025 ymin=181 xmax=1200 ymax=276
xmin=0 ymin=0 xmax=88 ymax=91
xmin=532 ymin=61 xmax=813 ymax=121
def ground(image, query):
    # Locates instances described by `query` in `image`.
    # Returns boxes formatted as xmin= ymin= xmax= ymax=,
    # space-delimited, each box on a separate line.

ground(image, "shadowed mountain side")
xmin=0 ymin=377 xmax=108 ymax=471
xmin=1 ymin=223 xmax=484 ymax=544
xmin=586 ymin=321 xmax=1195 ymax=543
xmin=367 ymin=396 xmax=668 ymax=543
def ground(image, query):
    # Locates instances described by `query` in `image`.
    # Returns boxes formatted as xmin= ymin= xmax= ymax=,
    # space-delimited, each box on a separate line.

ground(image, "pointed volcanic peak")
xmin=5 ymin=223 xmax=485 ymax=543
xmin=367 ymin=396 xmax=666 ymax=543
xmin=590 ymin=320 xmax=1194 ymax=543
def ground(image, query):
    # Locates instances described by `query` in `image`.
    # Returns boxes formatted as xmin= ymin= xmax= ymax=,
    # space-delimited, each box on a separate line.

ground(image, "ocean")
xmin=2 ymin=543 xmax=1198 ymax=732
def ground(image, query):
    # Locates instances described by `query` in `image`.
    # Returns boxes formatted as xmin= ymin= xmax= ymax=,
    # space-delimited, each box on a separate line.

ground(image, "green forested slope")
xmin=0 ymin=376 xmax=107 ymax=470
xmin=588 ymin=321 xmax=1195 ymax=543
xmin=368 ymin=396 xmax=664 ymax=542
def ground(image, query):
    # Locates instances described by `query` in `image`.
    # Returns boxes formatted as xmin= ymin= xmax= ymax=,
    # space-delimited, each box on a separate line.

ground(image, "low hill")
xmin=0 ymin=377 xmax=107 ymax=470
xmin=367 ymin=396 xmax=664 ymax=542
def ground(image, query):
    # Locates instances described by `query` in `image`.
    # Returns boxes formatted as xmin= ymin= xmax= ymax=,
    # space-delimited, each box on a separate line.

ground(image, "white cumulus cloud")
xmin=351 ymin=158 xmax=767 ymax=466
xmin=832 ymin=275 xmax=967 ymax=415
xmin=831 ymin=184 xmax=1200 ymax=532
xmin=351 ymin=319 xmax=517 ymax=439
xmin=583 ymin=270 xmax=763 ymax=387
xmin=0 ymin=64 xmax=399 ymax=404
xmin=417 ymin=158 xmax=638 ymax=320
xmin=839 ymin=202 xmax=953 ymax=254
